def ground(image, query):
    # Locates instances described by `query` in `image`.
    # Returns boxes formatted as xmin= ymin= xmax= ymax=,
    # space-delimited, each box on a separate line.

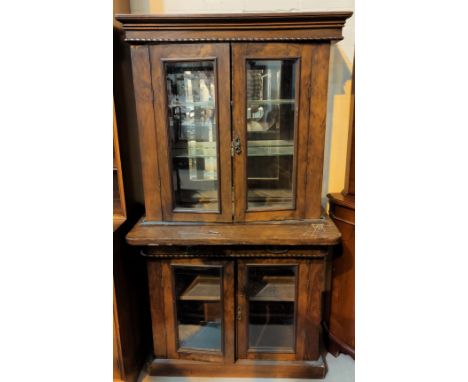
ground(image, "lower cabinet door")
xmin=237 ymin=259 xmax=312 ymax=361
xmin=161 ymin=259 xmax=235 ymax=363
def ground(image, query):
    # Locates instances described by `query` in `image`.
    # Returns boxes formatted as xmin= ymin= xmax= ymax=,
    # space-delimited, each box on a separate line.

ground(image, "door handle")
xmin=231 ymin=136 xmax=241 ymax=155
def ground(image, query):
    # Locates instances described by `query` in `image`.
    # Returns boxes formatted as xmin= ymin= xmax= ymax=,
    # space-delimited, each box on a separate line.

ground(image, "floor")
xmin=137 ymin=353 xmax=355 ymax=382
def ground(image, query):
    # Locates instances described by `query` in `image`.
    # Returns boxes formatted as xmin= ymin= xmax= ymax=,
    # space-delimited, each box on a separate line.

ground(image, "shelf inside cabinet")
xmin=247 ymin=99 xmax=295 ymax=106
xmin=248 ymin=140 xmax=293 ymax=157
xmin=169 ymin=101 xmax=215 ymax=108
xmin=179 ymin=275 xmax=221 ymax=301
xmin=171 ymin=140 xmax=294 ymax=159
xmin=249 ymin=276 xmax=295 ymax=302
xmin=173 ymin=141 xmax=217 ymax=159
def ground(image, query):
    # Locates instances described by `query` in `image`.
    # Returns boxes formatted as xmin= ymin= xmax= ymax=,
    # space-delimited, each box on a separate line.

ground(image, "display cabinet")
xmin=116 ymin=11 xmax=352 ymax=379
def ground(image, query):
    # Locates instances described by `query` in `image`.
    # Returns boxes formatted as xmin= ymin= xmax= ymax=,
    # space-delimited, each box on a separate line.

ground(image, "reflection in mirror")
xmin=165 ymin=61 xmax=219 ymax=211
xmin=174 ymin=266 xmax=222 ymax=351
xmin=246 ymin=60 xmax=298 ymax=211
xmin=247 ymin=265 xmax=296 ymax=351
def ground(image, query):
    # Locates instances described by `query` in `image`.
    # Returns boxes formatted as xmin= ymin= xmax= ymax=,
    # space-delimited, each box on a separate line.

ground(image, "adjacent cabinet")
xmin=117 ymin=12 xmax=352 ymax=379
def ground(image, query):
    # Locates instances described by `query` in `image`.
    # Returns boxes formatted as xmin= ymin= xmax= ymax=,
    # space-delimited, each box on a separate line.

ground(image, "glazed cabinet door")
xmin=237 ymin=259 xmax=321 ymax=361
xmin=150 ymin=44 xmax=232 ymax=222
xmin=152 ymin=259 xmax=235 ymax=363
xmin=231 ymin=43 xmax=312 ymax=222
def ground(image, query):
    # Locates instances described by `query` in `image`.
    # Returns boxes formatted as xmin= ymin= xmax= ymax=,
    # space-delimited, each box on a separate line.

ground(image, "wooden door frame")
xmin=236 ymin=258 xmax=310 ymax=361
xmin=161 ymin=258 xmax=235 ymax=363
xmin=231 ymin=43 xmax=312 ymax=222
xmin=150 ymin=43 xmax=233 ymax=222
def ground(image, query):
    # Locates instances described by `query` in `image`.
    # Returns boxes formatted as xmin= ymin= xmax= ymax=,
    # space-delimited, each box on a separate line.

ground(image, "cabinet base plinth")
xmin=149 ymin=357 xmax=327 ymax=379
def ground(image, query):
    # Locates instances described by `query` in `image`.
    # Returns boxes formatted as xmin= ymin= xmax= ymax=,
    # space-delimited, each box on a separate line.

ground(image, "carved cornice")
xmin=115 ymin=12 xmax=352 ymax=43
xmin=141 ymin=250 xmax=328 ymax=259
xmin=116 ymin=12 xmax=353 ymax=29
xmin=124 ymin=36 xmax=343 ymax=43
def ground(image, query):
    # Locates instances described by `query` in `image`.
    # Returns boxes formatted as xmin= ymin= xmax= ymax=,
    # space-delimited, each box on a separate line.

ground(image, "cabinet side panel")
xmin=114 ymin=28 xmax=144 ymax=216
xmin=147 ymin=261 xmax=167 ymax=358
xmin=130 ymin=45 xmax=163 ymax=221
xmin=304 ymin=259 xmax=326 ymax=360
xmin=305 ymin=43 xmax=331 ymax=218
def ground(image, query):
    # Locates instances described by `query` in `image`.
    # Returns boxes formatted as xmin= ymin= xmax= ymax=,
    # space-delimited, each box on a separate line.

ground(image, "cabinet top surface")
xmin=116 ymin=11 xmax=352 ymax=24
xmin=115 ymin=12 xmax=352 ymax=42
xmin=126 ymin=216 xmax=341 ymax=246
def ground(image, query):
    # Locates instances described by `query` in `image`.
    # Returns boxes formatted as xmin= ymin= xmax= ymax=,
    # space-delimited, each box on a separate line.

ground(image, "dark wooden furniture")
xmin=113 ymin=103 xmax=149 ymax=382
xmin=113 ymin=25 xmax=151 ymax=382
xmin=326 ymin=63 xmax=355 ymax=358
xmin=116 ymin=12 xmax=352 ymax=379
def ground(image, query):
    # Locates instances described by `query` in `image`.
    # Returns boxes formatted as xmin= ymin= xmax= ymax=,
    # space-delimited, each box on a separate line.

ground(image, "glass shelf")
xmin=173 ymin=141 xmax=217 ymax=159
xmin=248 ymin=140 xmax=294 ymax=157
xmin=172 ymin=140 xmax=293 ymax=159
xmin=247 ymin=99 xmax=295 ymax=106
xmin=169 ymin=101 xmax=215 ymax=108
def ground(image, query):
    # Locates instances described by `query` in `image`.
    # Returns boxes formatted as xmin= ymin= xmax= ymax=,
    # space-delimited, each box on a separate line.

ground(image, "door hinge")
xmin=237 ymin=306 xmax=242 ymax=321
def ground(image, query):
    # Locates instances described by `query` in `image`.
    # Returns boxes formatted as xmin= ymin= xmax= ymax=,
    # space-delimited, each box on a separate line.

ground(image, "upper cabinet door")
xmin=150 ymin=44 xmax=232 ymax=222
xmin=232 ymin=44 xmax=312 ymax=222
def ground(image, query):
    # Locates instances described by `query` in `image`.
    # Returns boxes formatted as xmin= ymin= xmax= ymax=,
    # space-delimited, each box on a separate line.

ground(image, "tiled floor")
xmin=137 ymin=353 xmax=355 ymax=382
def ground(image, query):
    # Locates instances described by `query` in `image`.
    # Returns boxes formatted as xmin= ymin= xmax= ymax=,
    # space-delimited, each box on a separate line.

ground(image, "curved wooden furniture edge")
xmin=113 ymin=216 xmax=127 ymax=232
xmin=327 ymin=331 xmax=355 ymax=360
xmin=327 ymin=193 xmax=355 ymax=210
xmin=323 ymin=323 xmax=355 ymax=360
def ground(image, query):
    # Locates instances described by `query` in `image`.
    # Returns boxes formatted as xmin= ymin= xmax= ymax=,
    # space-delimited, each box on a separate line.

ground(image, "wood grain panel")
xmin=305 ymin=44 xmax=331 ymax=219
xmin=147 ymin=261 xmax=167 ymax=358
xmin=304 ymin=259 xmax=326 ymax=360
xmin=149 ymin=358 xmax=326 ymax=378
xmin=130 ymin=45 xmax=162 ymax=221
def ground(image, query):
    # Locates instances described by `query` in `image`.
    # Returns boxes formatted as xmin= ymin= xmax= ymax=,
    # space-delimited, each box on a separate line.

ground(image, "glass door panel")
xmin=151 ymin=44 xmax=232 ymax=222
xmin=173 ymin=266 xmax=223 ymax=352
xmin=246 ymin=60 xmax=297 ymax=210
xmin=232 ymin=43 xmax=311 ymax=222
xmin=247 ymin=265 xmax=297 ymax=352
xmin=165 ymin=61 xmax=219 ymax=211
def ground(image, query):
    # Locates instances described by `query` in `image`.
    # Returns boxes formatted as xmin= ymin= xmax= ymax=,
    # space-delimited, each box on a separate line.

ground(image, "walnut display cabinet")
xmin=116 ymin=11 xmax=352 ymax=379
